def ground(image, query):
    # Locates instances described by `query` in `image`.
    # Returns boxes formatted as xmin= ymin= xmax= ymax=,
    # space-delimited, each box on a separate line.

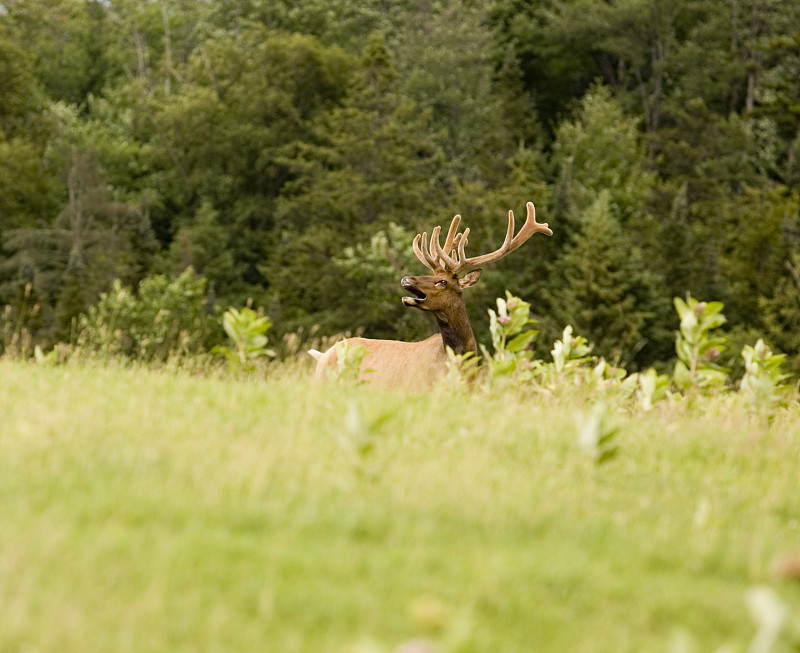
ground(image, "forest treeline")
xmin=1 ymin=0 xmax=800 ymax=371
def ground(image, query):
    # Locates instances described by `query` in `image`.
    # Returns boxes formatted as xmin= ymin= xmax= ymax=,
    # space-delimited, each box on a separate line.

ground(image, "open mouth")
xmin=401 ymin=277 xmax=426 ymax=305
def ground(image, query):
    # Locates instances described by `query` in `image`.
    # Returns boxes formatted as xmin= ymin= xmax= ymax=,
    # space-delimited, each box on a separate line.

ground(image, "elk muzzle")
xmin=401 ymin=276 xmax=427 ymax=306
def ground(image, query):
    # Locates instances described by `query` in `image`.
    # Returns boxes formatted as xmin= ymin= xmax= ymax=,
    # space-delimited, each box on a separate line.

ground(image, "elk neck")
xmin=433 ymin=299 xmax=476 ymax=356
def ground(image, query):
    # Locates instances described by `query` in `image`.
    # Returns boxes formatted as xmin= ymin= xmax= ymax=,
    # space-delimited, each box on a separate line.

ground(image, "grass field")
xmin=1 ymin=359 xmax=799 ymax=652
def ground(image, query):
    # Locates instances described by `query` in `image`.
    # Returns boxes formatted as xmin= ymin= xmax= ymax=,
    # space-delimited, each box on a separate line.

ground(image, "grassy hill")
xmin=1 ymin=359 xmax=799 ymax=652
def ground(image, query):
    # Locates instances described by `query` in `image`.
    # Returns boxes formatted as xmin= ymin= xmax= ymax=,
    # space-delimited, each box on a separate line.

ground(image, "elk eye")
xmin=434 ymin=280 xmax=447 ymax=288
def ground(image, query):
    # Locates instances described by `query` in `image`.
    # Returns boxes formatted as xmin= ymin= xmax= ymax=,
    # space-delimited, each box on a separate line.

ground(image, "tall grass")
xmin=1 ymin=359 xmax=799 ymax=652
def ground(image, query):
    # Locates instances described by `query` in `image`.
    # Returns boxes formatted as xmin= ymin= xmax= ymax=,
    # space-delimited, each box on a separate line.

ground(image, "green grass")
xmin=1 ymin=359 xmax=799 ymax=652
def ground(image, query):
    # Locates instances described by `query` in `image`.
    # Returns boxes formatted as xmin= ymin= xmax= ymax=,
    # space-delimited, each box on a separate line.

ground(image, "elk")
xmin=310 ymin=201 xmax=552 ymax=387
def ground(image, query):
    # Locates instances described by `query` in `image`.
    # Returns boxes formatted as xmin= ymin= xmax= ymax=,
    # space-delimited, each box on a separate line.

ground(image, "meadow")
xmin=1 ymin=358 xmax=799 ymax=653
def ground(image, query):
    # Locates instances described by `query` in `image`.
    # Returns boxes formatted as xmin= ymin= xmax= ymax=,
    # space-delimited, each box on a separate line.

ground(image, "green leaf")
xmin=673 ymin=360 xmax=693 ymax=390
xmin=673 ymin=296 xmax=690 ymax=320
xmin=506 ymin=330 xmax=538 ymax=353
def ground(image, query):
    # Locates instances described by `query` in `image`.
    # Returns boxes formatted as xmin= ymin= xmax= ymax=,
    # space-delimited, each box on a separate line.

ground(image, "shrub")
xmin=740 ymin=339 xmax=792 ymax=410
xmin=77 ymin=268 xmax=217 ymax=361
xmin=212 ymin=307 xmax=276 ymax=373
xmin=672 ymin=295 xmax=729 ymax=392
xmin=481 ymin=291 xmax=539 ymax=384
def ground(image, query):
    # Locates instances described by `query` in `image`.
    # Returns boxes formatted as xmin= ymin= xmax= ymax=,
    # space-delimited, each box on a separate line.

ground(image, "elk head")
xmin=401 ymin=201 xmax=553 ymax=314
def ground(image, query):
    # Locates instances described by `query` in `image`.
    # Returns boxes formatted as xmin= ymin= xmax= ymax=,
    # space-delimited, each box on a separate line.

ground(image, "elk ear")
xmin=459 ymin=269 xmax=482 ymax=289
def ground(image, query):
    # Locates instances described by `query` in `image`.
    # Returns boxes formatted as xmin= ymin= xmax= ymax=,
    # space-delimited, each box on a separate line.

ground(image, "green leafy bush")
xmin=740 ymin=339 xmax=792 ymax=410
xmin=672 ymin=295 xmax=729 ymax=391
xmin=550 ymin=325 xmax=593 ymax=375
xmin=529 ymin=325 xmax=594 ymax=392
xmin=212 ymin=307 xmax=276 ymax=373
xmin=481 ymin=291 xmax=539 ymax=383
xmin=327 ymin=341 xmax=371 ymax=384
xmin=444 ymin=348 xmax=481 ymax=391
xmin=634 ymin=368 xmax=671 ymax=412
xmin=77 ymin=268 xmax=216 ymax=361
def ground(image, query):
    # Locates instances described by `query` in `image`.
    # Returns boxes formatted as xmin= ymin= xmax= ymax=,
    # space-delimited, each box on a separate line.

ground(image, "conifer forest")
xmin=2 ymin=0 xmax=800 ymax=372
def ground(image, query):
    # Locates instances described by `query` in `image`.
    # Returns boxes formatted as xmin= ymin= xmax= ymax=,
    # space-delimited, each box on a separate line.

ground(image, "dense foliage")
xmin=1 ymin=0 xmax=800 ymax=371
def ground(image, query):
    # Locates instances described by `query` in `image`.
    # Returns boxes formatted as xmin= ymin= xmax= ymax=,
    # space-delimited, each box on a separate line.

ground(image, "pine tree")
xmin=167 ymin=199 xmax=236 ymax=294
xmin=265 ymin=32 xmax=444 ymax=336
xmin=551 ymin=83 xmax=657 ymax=234
xmin=544 ymin=191 xmax=670 ymax=367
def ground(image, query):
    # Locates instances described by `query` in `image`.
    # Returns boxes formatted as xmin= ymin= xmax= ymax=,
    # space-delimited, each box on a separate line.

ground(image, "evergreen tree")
xmin=1 ymin=0 xmax=117 ymax=104
xmin=1 ymin=103 xmax=157 ymax=342
xmin=760 ymin=252 xmax=800 ymax=375
xmin=265 ymin=32 xmax=443 ymax=336
xmin=719 ymin=185 xmax=799 ymax=325
xmin=544 ymin=191 xmax=669 ymax=366
xmin=167 ymin=199 xmax=236 ymax=293
xmin=550 ymin=83 xmax=657 ymax=234
xmin=392 ymin=0 xmax=523 ymax=186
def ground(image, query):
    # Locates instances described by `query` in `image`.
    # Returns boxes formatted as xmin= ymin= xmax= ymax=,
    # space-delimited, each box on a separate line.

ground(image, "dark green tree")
xmin=550 ymin=83 xmax=657 ymax=232
xmin=166 ymin=199 xmax=236 ymax=295
xmin=265 ymin=32 xmax=443 ymax=336
xmin=118 ymin=26 xmax=355 ymax=307
xmin=543 ymin=84 xmax=671 ymax=363
xmin=392 ymin=0 xmax=527 ymax=186
xmin=760 ymin=252 xmax=800 ymax=374
xmin=544 ymin=191 xmax=669 ymax=366
xmin=1 ymin=100 xmax=157 ymax=342
xmin=1 ymin=0 xmax=117 ymax=104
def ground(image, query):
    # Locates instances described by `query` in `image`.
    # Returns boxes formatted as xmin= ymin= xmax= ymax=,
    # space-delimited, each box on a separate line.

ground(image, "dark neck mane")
xmin=434 ymin=301 xmax=476 ymax=355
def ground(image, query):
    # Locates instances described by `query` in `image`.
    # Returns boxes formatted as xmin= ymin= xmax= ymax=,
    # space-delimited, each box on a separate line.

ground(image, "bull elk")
xmin=310 ymin=201 xmax=552 ymax=387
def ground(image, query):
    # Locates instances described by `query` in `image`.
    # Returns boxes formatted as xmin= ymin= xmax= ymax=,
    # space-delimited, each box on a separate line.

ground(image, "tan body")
xmin=313 ymin=335 xmax=448 ymax=388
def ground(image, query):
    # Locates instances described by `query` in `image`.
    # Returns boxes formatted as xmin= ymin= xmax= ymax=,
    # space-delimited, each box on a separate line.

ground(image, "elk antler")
xmin=412 ymin=214 xmax=461 ymax=272
xmin=412 ymin=202 xmax=552 ymax=274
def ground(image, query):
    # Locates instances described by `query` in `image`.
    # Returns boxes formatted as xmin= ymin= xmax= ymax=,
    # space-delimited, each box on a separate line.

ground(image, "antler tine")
xmin=412 ymin=232 xmax=438 ymax=272
xmin=507 ymin=201 xmax=552 ymax=252
xmin=456 ymin=227 xmax=470 ymax=264
xmin=430 ymin=224 xmax=459 ymax=271
xmin=452 ymin=202 xmax=552 ymax=273
xmin=441 ymin=215 xmax=461 ymax=255
xmin=428 ymin=225 xmax=443 ymax=268
xmin=411 ymin=202 xmax=550 ymax=275
xmin=423 ymin=231 xmax=441 ymax=270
